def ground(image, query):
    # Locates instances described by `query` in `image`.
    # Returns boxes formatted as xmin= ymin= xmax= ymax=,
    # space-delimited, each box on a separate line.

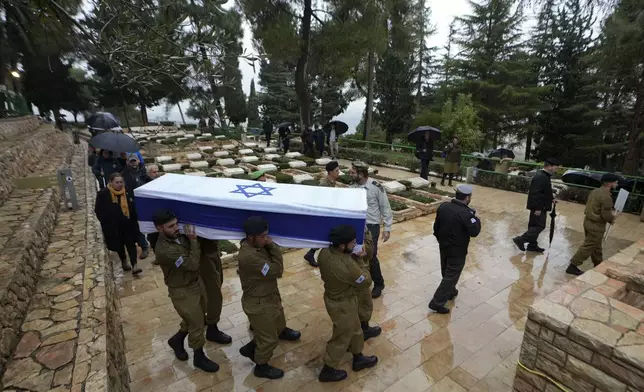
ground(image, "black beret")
xmin=153 ymin=209 xmax=176 ymax=226
xmin=325 ymin=160 xmax=339 ymax=173
xmin=545 ymin=158 xmax=561 ymax=166
xmin=243 ymin=216 xmax=269 ymax=236
xmin=601 ymin=173 xmax=620 ymax=183
xmin=329 ymin=225 xmax=356 ymax=246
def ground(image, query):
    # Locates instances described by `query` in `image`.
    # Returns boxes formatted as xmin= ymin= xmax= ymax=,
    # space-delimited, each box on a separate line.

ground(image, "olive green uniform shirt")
xmin=318 ymin=248 xmax=373 ymax=300
xmin=319 ymin=176 xmax=336 ymax=187
xmin=584 ymin=187 xmax=615 ymax=225
xmin=155 ymin=234 xmax=202 ymax=289
xmin=238 ymin=241 xmax=284 ymax=297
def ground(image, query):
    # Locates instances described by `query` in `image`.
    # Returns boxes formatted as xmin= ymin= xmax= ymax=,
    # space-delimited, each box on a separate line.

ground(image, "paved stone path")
xmin=115 ymin=166 xmax=643 ymax=392
xmin=2 ymin=143 xmax=108 ymax=392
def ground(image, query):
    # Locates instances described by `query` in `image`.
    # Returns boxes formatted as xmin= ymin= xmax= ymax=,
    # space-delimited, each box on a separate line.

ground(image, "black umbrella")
xmin=86 ymin=112 xmax=121 ymax=131
xmin=323 ymin=120 xmax=349 ymax=135
xmin=561 ymin=170 xmax=602 ymax=188
xmin=276 ymin=122 xmax=293 ymax=129
xmin=488 ymin=148 xmax=515 ymax=159
xmin=89 ymin=132 xmax=140 ymax=153
xmin=549 ymin=204 xmax=557 ymax=248
xmin=407 ymin=126 xmax=441 ymax=143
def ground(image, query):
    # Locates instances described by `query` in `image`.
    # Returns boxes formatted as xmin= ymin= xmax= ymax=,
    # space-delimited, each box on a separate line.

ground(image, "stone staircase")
xmin=0 ymin=118 xmax=77 ymax=390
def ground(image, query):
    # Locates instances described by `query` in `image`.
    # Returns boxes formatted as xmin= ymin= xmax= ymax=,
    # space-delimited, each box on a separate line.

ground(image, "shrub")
xmin=180 ymin=123 xmax=198 ymax=129
xmin=301 ymin=157 xmax=316 ymax=166
xmin=557 ymin=186 xmax=591 ymax=204
xmin=399 ymin=180 xmax=412 ymax=190
xmin=389 ymin=199 xmax=409 ymax=211
xmin=274 ymin=172 xmax=294 ymax=183
xmin=279 ymin=162 xmax=291 ymax=170
xmin=419 ymin=186 xmax=455 ymax=197
xmin=337 ymin=174 xmax=353 ymax=185
xmin=231 ymin=173 xmax=251 ymax=180
xmin=219 ymin=240 xmax=238 ymax=254
xmin=398 ymin=190 xmax=436 ymax=204
xmin=160 ymin=121 xmax=175 ymax=126
xmin=299 ymin=166 xmax=324 ymax=174
xmin=301 ymin=179 xmax=320 ymax=186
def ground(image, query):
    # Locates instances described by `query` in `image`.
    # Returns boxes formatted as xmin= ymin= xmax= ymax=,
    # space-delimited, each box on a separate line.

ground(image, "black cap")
xmin=601 ymin=173 xmax=620 ymax=183
xmin=329 ymin=225 xmax=357 ymax=246
xmin=153 ymin=209 xmax=176 ymax=226
xmin=544 ymin=158 xmax=561 ymax=166
xmin=325 ymin=161 xmax=339 ymax=173
xmin=244 ymin=216 xmax=269 ymax=236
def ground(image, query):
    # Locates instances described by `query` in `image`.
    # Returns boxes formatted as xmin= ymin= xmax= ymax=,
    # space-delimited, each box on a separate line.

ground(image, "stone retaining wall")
xmin=105 ymin=251 xmax=130 ymax=392
xmin=513 ymin=241 xmax=644 ymax=392
xmin=0 ymin=116 xmax=41 ymax=141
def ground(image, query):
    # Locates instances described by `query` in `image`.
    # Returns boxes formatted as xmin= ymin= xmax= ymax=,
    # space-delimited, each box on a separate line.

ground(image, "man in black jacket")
xmin=429 ymin=184 xmax=481 ymax=314
xmin=122 ymin=154 xmax=151 ymax=259
xmin=513 ymin=158 xmax=561 ymax=253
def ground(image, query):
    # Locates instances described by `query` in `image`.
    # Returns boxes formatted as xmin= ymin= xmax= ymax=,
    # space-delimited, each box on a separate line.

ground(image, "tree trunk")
xmin=364 ymin=50 xmax=375 ymax=140
xmin=140 ymin=101 xmax=149 ymax=125
xmin=177 ymin=102 xmax=186 ymax=125
xmin=623 ymin=88 xmax=643 ymax=174
xmin=525 ymin=128 xmax=533 ymax=160
xmin=119 ymin=88 xmax=131 ymax=131
xmin=73 ymin=112 xmax=78 ymax=123
xmin=295 ymin=0 xmax=313 ymax=132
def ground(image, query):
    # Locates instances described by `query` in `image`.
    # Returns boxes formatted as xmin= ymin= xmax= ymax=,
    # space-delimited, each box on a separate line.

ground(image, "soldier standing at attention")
xmin=355 ymin=228 xmax=382 ymax=340
xmin=318 ymin=225 xmax=378 ymax=382
xmin=152 ymin=210 xmax=220 ymax=373
xmin=304 ymin=160 xmax=341 ymax=267
xmin=349 ymin=161 xmax=393 ymax=298
xmin=237 ymin=216 xmax=301 ymax=380
xmin=198 ymin=238 xmax=233 ymax=344
xmin=429 ymin=185 xmax=481 ymax=314
xmin=566 ymin=173 xmax=619 ymax=276
xmin=513 ymin=158 xmax=561 ymax=253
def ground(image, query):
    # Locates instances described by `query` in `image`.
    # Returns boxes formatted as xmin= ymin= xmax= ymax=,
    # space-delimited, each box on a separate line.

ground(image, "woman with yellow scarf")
xmin=94 ymin=172 xmax=142 ymax=274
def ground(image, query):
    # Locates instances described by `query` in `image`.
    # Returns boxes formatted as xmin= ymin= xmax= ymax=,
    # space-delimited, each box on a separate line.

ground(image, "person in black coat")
xmin=415 ymin=131 xmax=434 ymax=180
xmin=95 ymin=172 xmax=142 ymax=274
xmin=278 ymin=126 xmax=290 ymax=153
xmin=121 ymin=154 xmax=151 ymax=259
xmin=92 ymin=150 xmax=122 ymax=190
xmin=513 ymin=158 xmax=561 ymax=253
xmin=262 ymin=117 xmax=273 ymax=147
xmin=428 ymin=184 xmax=481 ymax=314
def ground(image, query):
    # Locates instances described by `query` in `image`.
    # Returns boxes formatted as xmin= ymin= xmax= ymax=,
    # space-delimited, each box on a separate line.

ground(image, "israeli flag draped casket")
xmin=134 ymin=174 xmax=367 ymax=248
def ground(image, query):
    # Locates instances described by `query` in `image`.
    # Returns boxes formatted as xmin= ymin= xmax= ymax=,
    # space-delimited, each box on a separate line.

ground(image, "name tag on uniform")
xmin=355 ymin=275 xmax=366 ymax=284
xmin=175 ymin=256 xmax=184 ymax=267
xmin=261 ymin=263 xmax=270 ymax=276
xmin=470 ymin=218 xmax=477 ymax=223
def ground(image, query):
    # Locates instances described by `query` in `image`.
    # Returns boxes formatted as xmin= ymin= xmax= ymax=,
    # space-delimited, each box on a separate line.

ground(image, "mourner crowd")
xmin=89 ymin=132 xmax=622 ymax=382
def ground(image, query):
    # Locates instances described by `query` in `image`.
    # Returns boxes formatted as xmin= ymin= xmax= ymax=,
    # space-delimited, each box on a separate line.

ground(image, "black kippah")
xmin=153 ymin=209 xmax=176 ymax=226
xmin=244 ymin=216 xmax=269 ymax=235
xmin=329 ymin=225 xmax=356 ymax=246
xmin=325 ymin=160 xmax=339 ymax=173
xmin=601 ymin=173 xmax=620 ymax=183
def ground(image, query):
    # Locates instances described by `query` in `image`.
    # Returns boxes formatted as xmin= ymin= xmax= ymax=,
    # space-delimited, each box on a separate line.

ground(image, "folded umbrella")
xmin=323 ymin=120 xmax=349 ymax=135
xmin=86 ymin=112 xmax=121 ymax=131
xmin=407 ymin=126 xmax=441 ymax=143
xmin=548 ymin=204 xmax=557 ymax=248
xmin=90 ymin=132 xmax=140 ymax=153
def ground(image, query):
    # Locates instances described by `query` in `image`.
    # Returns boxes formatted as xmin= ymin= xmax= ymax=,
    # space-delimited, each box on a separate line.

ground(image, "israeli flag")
xmin=134 ymin=174 xmax=367 ymax=248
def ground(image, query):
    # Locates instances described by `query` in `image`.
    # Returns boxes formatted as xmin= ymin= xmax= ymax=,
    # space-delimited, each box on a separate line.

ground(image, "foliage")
xmin=397 ymin=190 xmax=436 ymax=204
xmin=274 ymin=172 xmax=294 ymax=184
xmin=389 ymin=198 xmax=409 ymax=211
xmin=247 ymin=79 xmax=261 ymax=128
xmin=337 ymin=174 xmax=353 ymax=185
xmin=474 ymin=170 xmax=532 ymax=194
xmin=219 ymin=240 xmax=239 ymax=254
xmin=439 ymin=94 xmax=482 ymax=154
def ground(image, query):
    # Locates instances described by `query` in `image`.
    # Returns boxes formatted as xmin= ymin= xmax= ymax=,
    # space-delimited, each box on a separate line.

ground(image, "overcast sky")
xmin=145 ymin=0 xmax=474 ymax=131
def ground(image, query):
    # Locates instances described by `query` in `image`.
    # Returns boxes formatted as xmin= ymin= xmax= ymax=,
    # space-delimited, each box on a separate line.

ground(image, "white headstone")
xmin=265 ymin=154 xmax=281 ymax=160
xmin=214 ymin=151 xmax=229 ymax=157
xmin=162 ymin=163 xmax=182 ymax=172
xmin=216 ymin=158 xmax=235 ymax=166
xmin=156 ymin=155 xmax=173 ymax=163
xmin=186 ymin=152 xmax=202 ymax=161
xmin=184 ymin=134 xmax=195 ymax=139
xmin=222 ymin=144 xmax=235 ymax=150
xmin=186 ymin=171 xmax=206 ymax=177
xmin=214 ymin=135 xmax=226 ymax=140
xmin=293 ymin=174 xmax=314 ymax=184
xmin=368 ymin=167 xmax=376 ymax=174
xmin=285 ymin=152 xmax=302 ymax=158
xmin=409 ymin=177 xmax=430 ymax=189
xmin=241 ymin=156 xmax=259 ymax=163
xmin=177 ymin=137 xmax=188 ymax=142
xmin=239 ymin=148 xmax=254 ymax=155
xmin=382 ymin=181 xmax=406 ymax=194
xmin=201 ymin=133 xmax=212 ymax=137
xmin=223 ymin=167 xmax=245 ymax=177
xmin=288 ymin=160 xmax=307 ymax=168
xmin=244 ymin=142 xmax=258 ymax=148
xmin=315 ymin=158 xmax=331 ymax=165
xmin=263 ymin=147 xmax=277 ymax=153
xmin=198 ymin=146 xmax=214 ymax=152
xmin=257 ymin=164 xmax=278 ymax=172
xmin=189 ymin=160 xmax=209 ymax=169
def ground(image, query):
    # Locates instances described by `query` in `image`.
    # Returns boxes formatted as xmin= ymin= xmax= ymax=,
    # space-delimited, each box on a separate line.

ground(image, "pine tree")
xmin=258 ymin=59 xmax=299 ymax=124
xmin=409 ymin=0 xmax=439 ymax=109
xmin=221 ymin=10 xmax=247 ymax=126
xmin=247 ymin=79 xmax=261 ymax=128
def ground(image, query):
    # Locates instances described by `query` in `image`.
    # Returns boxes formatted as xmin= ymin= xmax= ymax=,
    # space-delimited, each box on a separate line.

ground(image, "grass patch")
xmin=337 ymin=174 xmax=353 ymax=185
xmin=419 ymin=186 xmax=455 ymax=197
xmin=274 ymin=172 xmax=294 ymax=183
xmin=301 ymin=179 xmax=320 ymax=186
xmin=398 ymin=190 xmax=436 ymax=204
xmin=390 ymin=199 xmax=409 ymax=211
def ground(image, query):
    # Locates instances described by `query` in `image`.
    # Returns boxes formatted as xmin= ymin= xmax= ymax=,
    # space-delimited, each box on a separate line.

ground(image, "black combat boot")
xmin=254 ymin=363 xmax=284 ymax=379
xmin=450 ymin=289 xmax=459 ymax=300
xmin=206 ymin=324 xmax=232 ymax=344
xmin=352 ymin=353 xmax=378 ymax=371
xmin=527 ymin=244 xmax=545 ymax=253
xmin=361 ymin=322 xmax=382 ymax=341
xmin=318 ymin=365 xmax=347 ymax=382
xmin=566 ymin=264 xmax=584 ymax=276
xmin=428 ymin=300 xmax=450 ymax=314
xmin=121 ymin=260 xmax=132 ymax=271
xmin=167 ymin=331 xmax=188 ymax=361
xmin=371 ymin=284 xmax=384 ymax=299
xmin=239 ymin=340 xmax=257 ymax=360
xmin=512 ymin=237 xmax=526 ymax=252
xmin=303 ymin=250 xmax=318 ymax=267
xmin=193 ymin=348 xmax=219 ymax=373
xmin=278 ymin=327 xmax=301 ymax=341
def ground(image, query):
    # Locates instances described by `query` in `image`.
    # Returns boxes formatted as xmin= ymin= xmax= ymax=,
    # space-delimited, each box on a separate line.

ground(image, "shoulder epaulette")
xmin=372 ymin=180 xmax=384 ymax=191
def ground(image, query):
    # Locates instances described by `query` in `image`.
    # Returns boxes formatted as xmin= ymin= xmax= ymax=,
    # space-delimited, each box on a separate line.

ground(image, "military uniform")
xmin=571 ymin=187 xmax=615 ymax=266
xmin=318 ymin=247 xmax=372 ymax=368
xmin=356 ymin=230 xmax=374 ymax=324
xmin=238 ymin=240 xmax=286 ymax=364
xmin=319 ymin=176 xmax=336 ymax=187
xmin=350 ymin=178 xmax=393 ymax=291
xmin=155 ymin=234 xmax=206 ymax=349
xmin=304 ymin=176 xmax=337 ymax=267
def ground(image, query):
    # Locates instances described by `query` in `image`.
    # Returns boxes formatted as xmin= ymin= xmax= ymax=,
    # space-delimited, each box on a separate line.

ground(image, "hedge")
xmin=397 ymin=190 xmax=436 ymax=204
xmin=301 ymin=179 xmax=320 ymax=186
xmin=219 ymin=240 xmax=238 ymax=254
xmin=231 ymin=173 xmax=251 ymax=180
xmin=474 ymin=170 xmax=532 ymax=193
xmin=390 ymin=199 xmax=409 ymax=211
xmin=274 ymin=172 xmax=294 ymax=184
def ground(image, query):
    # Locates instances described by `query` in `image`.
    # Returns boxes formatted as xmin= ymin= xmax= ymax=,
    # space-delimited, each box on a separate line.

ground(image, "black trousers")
xmin=117 ymin=240 xmax=138 ymax=266
xmin=147 ymin=232 xmax=159 ymax=252
xmin=420 ymin=159 xmax=430 ymax=180
xmin=431 ymin=250 xmax=466 ymax=306
xmin=366 ymin=224 xmax=385 ymax=287
xmin=282 ymin=138 xmax=289 ymax=153
xmin=519 ymin=210 xmax=547 ymax=247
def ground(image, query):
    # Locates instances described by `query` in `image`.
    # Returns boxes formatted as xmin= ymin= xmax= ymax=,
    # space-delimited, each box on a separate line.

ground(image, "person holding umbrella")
xmin=92 ymin=150 xmax=122 ymax=190
xmin=512 ymin=158 xmax=561 ymax=253
xmin=442 ymin=137 xmax=462 ymax=186
xmin=566 ymin=174 xmax=619 ymax=276
xmin=408 ymin=126 xmax=440 ymax=180
xmin=324 ymin=121 xmax=348 ymax=159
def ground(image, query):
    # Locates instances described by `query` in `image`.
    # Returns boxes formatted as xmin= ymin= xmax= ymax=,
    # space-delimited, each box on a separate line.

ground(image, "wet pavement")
xmin=116 ymin=179 xmax=643 ymax=392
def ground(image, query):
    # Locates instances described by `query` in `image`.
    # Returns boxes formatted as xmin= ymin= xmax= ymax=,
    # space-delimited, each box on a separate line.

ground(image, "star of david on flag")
xmin=230 ymin=183 xmax=276 ymax=198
